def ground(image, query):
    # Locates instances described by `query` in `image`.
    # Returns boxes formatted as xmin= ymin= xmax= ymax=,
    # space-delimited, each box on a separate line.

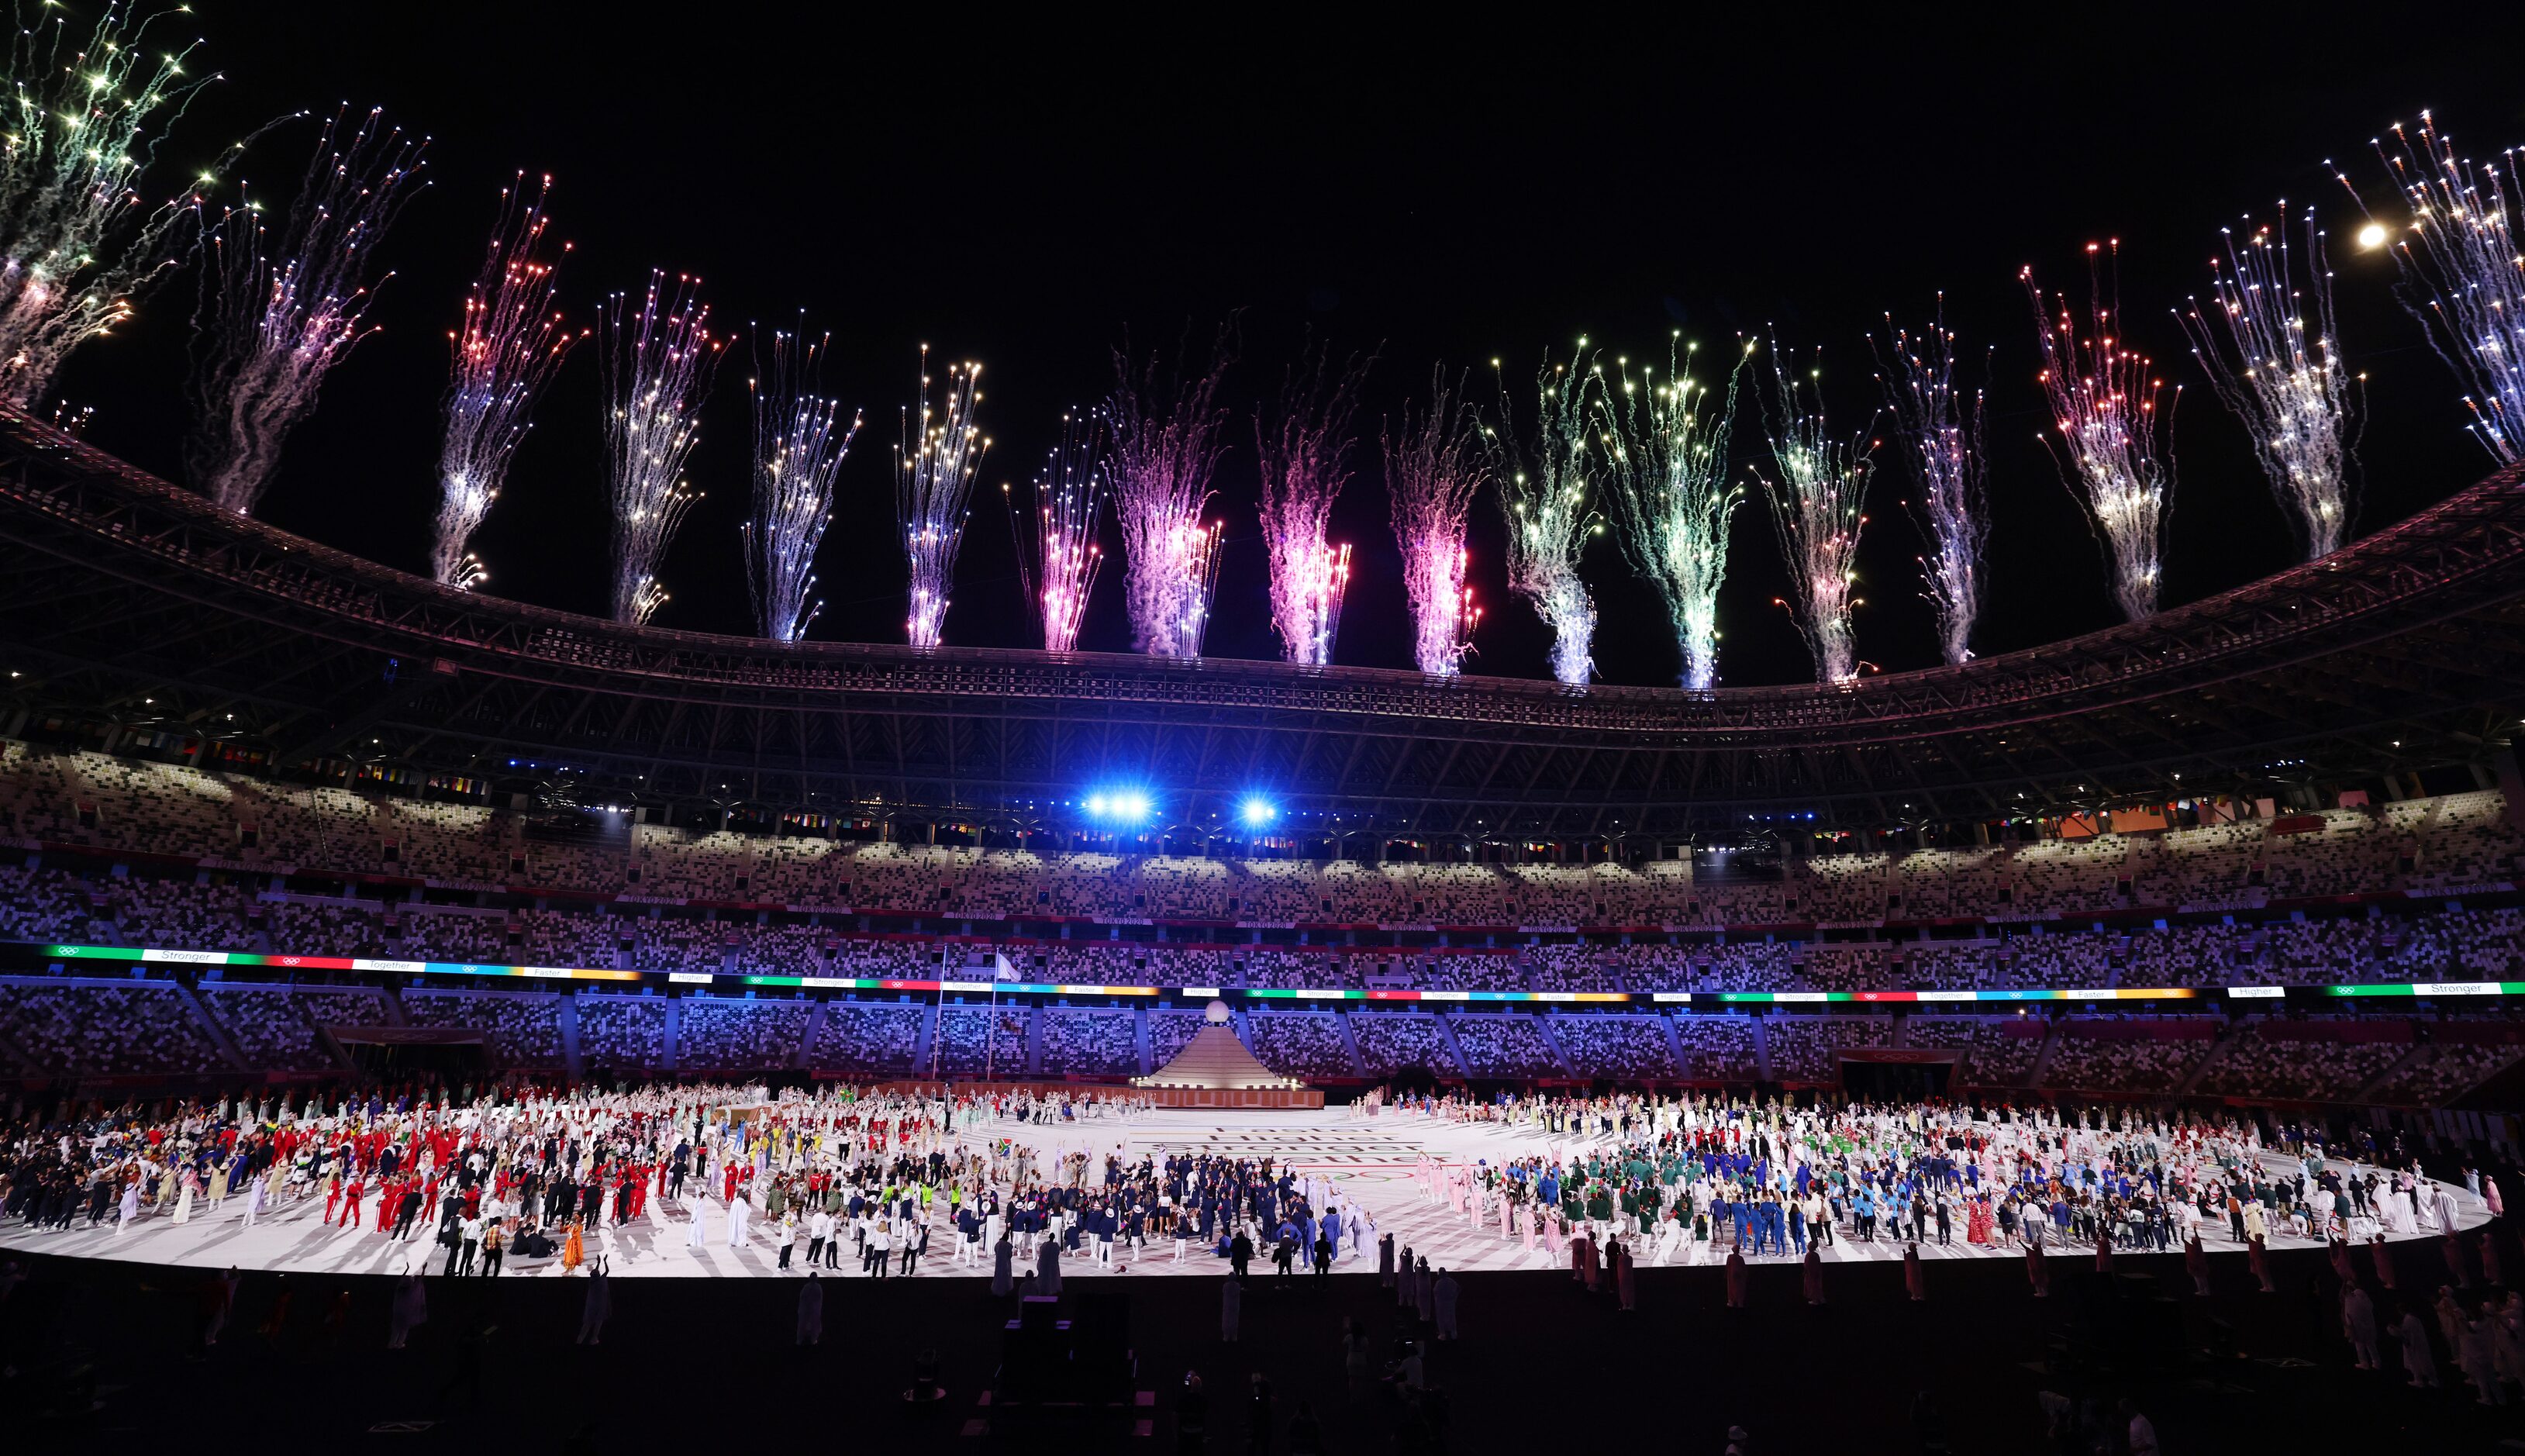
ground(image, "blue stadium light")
xmin=1085 ymin=790 xmax=1151 ymax=823
xmin=1239 ymin=797 xmax=1278 ymax=827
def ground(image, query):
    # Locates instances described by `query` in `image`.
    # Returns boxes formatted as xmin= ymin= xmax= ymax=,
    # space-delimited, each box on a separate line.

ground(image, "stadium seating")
xmin=1037 ymin=1008 xmax=1139 ymax=1076
xmin=2194 ymin=1022 xmax=2411 ymax=1102
xmin=1547 ymin=1014 xmax=1678 ymax=1078
xmin=1448 ymin=1014 xmax=1564 ymax=1077
xmin=1671 ymin=1016 xmax=1761 ymax=1081
xmin=2 ymin=747 xmax=2522 ymax=1109
xmin=1347 ymin=1012 xmax=1452 ymax=1076
xmin=574 ymin=994 xmax=668 ymax=1071
xmin=809 ymin=1002 xmax=926 ymax=1074
xmin=5 ymin=750 xmax=2516 ymax=938
xmin=0 ymin=980 xmax=227 ymax=1075
xmin=1245 ymin=1011 xmax=1354 ymax=1079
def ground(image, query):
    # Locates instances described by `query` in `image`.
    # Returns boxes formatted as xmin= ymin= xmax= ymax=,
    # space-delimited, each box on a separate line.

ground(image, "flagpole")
xmin=930 ymin=943 xmax=947 ymax=1085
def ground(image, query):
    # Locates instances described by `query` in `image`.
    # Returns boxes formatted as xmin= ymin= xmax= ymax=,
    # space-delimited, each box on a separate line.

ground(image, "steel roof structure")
xmin=2 ymin=405 xmax=2523 ymax=840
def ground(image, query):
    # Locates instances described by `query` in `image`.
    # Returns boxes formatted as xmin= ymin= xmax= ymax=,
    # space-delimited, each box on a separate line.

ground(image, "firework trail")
xmin=1755 ymin=336 xmax=1872 ymax=685
xmin=2337 ymin=112 xmax=2525 ymax=464
xmin=2022 ymin=243 xmax=2175 ymax=621
xmin=432 ymin=174 xmax=580 ymax=589
xmin=1255 ymin=347 xmax=1369 ymax=666
xmin=1107 ymin=331 xmax=1233 ymax=657
xmin=1482 ymin=346 xmax=1605 ymax=686
xmin=1005 ymin=409 xmax=1107 ymax=652
xmin=895 ymin=345 xmax=988 ymax=648
xmin=743 ymin=324 xmax=858 ymax=643
xmin=0 ymin=4 xmax=217 ymax=406
xmin=600 ymin=269 xmax=721 ymax=626
xmin=1875 ymin=305 xmax=1988 ymax=664
xmin=185 ymin=105 xmax=426 ymax=516
xmin=1381 ymin=366 xmax=1486 ymax=676
xmin=2175 ymin=205 xmax=2355 ymax=559
xmin=1599 ymin=336 xmax=1750 ymax=690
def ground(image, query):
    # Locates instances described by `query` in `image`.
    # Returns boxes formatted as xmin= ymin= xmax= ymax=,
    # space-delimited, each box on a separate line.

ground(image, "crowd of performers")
xmin=1378 ymin=1091 xmax=2525 ymax=1399
xmin=0 ymin=1080 xmax=1175 ymax=1278
xmin=4 ymin=1077 xmax=2520 ymax=1404
xmin=0 ymin=1081 xmax=2507 ymax=1296
xmin=1388 ymin=1091 xmax=2505 ymax=1285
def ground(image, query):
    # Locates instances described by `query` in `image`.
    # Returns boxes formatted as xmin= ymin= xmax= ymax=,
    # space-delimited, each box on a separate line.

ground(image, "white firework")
xmin=2177 ymin=205 xmax=2355 ymax=559
xmin=187 ymin=105 xmax=426 ymax=516
xmin=895 ymin=346 xmax=987 ymax=648
xmin=2337 ymin=112 xmax=2525 ymax=464
xmin=744 ymin=324 xmax=858 ymax=643
xmin=1483 ymin=345 xmax=1605 ymax=687
xmin=1599 ymin=336 xmax=1750 ymax=690
xmin=601 ymin=270 xmax=721 ymax=626
xmin=1875 ymin=307 xmax=1989 ymax=664
xmin=0 ymin=3 xmax=217 ymax=406
xmin=1755 ymin=336 xmax=1871 ymax=685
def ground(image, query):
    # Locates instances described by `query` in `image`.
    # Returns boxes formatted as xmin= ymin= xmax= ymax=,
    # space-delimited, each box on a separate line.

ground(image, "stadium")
xmin=3 ymin=405 xmax=2523 ymax=1101
xmin=1 ymin=9 xmax=2523 ymax=1452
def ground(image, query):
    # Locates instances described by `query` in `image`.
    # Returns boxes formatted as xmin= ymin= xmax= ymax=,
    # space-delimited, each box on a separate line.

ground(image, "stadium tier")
xmin=2 ymin=747 xmax=2521 ymax=943
xmin=6 ymin=968 xmax=2523 ymax=1109
xmin=0 ymin=747 xmax=2521 ymax=1106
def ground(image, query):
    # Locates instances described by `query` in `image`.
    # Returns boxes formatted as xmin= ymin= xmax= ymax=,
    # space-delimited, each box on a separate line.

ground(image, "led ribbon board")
xmin=25 ymin=944 xmax=2514 ymax=1002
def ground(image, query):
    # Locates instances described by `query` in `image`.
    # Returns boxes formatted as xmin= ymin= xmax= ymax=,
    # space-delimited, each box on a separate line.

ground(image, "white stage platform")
xmin=0 ymin=1108 xmax=2488 ymax=1280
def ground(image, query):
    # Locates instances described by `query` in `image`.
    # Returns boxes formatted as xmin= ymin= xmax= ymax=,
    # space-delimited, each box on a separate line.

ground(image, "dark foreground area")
xmin=0 ymin=1227 xmax=2519 ymax=1454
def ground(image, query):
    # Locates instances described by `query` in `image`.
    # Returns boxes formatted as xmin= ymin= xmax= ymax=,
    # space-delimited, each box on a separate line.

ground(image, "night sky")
xmin=50 ymin=9 xmax=2525 ymax=690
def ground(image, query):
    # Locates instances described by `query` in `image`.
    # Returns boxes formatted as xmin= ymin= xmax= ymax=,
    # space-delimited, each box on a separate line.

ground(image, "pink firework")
xmin=1107 ymin=331 xmax=1234 ymax=657
xmin=1255 ymin=347 xmax=1371 ymax=667
xmin=1007 ymin=409 xmax=1109 ymax=652
xmin=1382 ymin=367 xmax=1487 ymax=675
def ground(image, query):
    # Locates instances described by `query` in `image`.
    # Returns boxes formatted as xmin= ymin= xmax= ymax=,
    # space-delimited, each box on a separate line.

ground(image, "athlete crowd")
xmin=1388 ymin=1089 xmax=2502 ymax=1268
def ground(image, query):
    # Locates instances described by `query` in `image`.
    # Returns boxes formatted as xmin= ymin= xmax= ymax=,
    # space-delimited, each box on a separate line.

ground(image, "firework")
xmin=1482 ymin=347 xmax=1604 ymax=686
xmin=2337 ymin=112 xmax=2525 ymax=464
xmin=1875 ymin=305 xmax=1989 ymax=664
xmin=894 ymin=346 xmax=987 ymax=648
xmin=600 ymin=270 xmax=721 ymax=626
xmin=1599 ymin=336 xmax=1749 ymax=690
xmin=2022 ymin=244 xmax=2175 ymax=621
xmin=1006 ymin=409 xmax=1108 ymax=652
xmin=1755 ymin=336 xmax=1872 ymax=685
xmin=1381 ymin=367 xmax=1486 ymax=676
xmin=2175 ymin=206 xmax=2354 ymax=559
xmin=1107 ymin=332 xmax=1233 ymax=657
xmin=743 ymin=324 xmax=859 ymax=643
xmin=431 ymin=174 xmax=581 ymax=589
xmin=185 ymin=105 xmax=426 ymax=516
xmin=0 ymin=4 xmax=216 ymax=406
xmin=1255 ymin=347 xmax=1369 ymax=666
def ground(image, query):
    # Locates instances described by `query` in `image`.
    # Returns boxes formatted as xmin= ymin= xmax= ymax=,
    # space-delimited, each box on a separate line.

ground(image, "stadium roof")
xmin=2 ymin=405 xmax=2523 ymax=839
